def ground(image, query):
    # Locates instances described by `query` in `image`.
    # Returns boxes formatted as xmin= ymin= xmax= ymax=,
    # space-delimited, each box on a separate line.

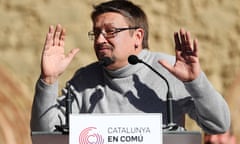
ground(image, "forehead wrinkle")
xmin=93 ymin=12 xmax=129 ymax=28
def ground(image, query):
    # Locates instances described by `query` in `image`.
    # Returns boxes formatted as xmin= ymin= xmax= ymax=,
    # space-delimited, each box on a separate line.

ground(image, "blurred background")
xmin=0 ymin=0 xmax=240 ymax=143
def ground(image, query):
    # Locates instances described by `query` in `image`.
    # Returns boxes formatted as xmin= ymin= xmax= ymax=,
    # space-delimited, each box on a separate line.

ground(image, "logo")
xmin=79 ymin=127 xmax=104 ymax=144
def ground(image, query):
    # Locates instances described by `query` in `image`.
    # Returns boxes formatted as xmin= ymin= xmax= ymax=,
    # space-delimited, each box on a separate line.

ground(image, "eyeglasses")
xmin=88 ymin=27 xmax=139 ymax=40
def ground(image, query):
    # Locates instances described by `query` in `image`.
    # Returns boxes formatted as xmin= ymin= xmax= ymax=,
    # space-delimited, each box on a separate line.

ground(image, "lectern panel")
xmin=32 ymin=131 xmax=201 ymax=144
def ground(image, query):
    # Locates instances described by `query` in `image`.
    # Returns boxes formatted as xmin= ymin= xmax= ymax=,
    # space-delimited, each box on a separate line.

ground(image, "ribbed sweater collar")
xmin=104 ymin=49 xmax=148 ymax=78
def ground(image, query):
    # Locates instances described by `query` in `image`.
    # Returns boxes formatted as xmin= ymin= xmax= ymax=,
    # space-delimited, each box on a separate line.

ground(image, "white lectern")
xmin=32 ymin=114 xmax=201 ymax=144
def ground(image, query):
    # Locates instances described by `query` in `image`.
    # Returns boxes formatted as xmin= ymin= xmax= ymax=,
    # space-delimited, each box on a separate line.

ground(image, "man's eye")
xmin=93 ymin=29 xmax=101 ymax=34
xmin=105 ymin=29 xmax=115 ymax=34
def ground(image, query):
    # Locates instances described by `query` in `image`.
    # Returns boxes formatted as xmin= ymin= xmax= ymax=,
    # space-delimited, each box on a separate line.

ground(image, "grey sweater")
xmin=31 ymin=49 xmax=230 ymax=134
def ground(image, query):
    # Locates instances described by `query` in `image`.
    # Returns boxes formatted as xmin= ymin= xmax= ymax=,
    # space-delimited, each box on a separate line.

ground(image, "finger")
xmin=53 ymin=24 xmax=62 ymax=46
xmin=193 ymin=39 xmax=198 ymax=57
xmin=180 ymin=28 xmax=186 ymax=44
xmin=59 ymin=28 xmax=66 ymax=47
xmin=44 ymin=25 xmax=54 ymax=51
xmin=174 ymin=32 xmax=181 ymax=51
xmin=185 ymin=31 xmax=191 ymax=46
xmin=184 ymin=31 xmax=193 ymax=55
xmin=179 ymin=28 xmax=188 ymax=54
xmin=66 ymin=48 xmax=80 ymax=61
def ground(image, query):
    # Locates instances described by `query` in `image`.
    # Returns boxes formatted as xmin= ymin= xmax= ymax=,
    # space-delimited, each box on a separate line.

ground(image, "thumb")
xmin=158 ymin=60 xmax=174 ymax=73
xmin=66 ymin=48 xmax=80 ymax=60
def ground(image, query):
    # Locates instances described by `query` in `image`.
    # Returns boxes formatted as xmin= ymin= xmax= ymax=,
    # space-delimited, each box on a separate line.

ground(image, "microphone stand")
xmin=128 ymin=55 xmax=182 ymax=131
xmin=55 ymin=58 xmax=112 ymax=134
xmin=55 ymin=83 xmax=72 ymax=134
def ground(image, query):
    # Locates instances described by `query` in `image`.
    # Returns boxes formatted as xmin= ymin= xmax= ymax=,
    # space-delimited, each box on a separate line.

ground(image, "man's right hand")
xmin=40 ymin=24 xmax=80 ymax=84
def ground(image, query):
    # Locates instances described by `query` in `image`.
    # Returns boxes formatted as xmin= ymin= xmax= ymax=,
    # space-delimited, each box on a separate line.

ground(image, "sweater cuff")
xmin=38 ymin=78 xmax=58 ymax=91
xmin=183 ymin=72 xmax=214 ymax=98
xmin=35 ymin=78 xmax=59 ymax=104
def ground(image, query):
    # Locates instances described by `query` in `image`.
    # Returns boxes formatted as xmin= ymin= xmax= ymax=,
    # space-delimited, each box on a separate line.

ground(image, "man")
xmin=31 ymin=0 xmax=230 ymax=134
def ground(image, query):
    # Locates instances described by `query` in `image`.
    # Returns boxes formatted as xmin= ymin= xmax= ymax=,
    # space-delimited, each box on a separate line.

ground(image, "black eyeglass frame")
xmin=88 ymin=27 xmax=140 ymax=40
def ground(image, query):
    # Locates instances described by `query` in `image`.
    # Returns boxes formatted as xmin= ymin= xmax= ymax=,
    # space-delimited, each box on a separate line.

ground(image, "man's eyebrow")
xmin=94 ymin=23 xmax=115 ymax=28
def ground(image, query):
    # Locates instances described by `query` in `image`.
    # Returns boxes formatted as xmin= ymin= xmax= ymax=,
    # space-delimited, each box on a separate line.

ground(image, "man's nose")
xmin=95 ymin=33 xmax=107 ymax=43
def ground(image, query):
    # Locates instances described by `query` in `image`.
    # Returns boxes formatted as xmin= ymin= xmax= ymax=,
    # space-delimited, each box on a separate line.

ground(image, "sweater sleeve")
xmin=184 ymin=72 xmax=230 ymax=134
xmin=30 ymin=78 xmax=65 ymax=131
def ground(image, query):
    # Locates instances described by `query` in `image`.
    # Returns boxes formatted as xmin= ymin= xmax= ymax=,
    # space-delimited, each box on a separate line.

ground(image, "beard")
xmin=95 ymin=43 xmax=116 ymax=66
xmin=99 ymin=57 xmax=115 ymax=66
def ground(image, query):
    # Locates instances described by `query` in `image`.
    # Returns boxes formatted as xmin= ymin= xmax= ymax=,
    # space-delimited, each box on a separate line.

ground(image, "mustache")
xmin=95 ymin=43 xmax=114 ymax=50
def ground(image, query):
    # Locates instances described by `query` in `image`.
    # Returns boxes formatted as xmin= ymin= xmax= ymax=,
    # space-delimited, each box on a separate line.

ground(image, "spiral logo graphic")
xmin=79 ymin=127 xmax=104 ymax=144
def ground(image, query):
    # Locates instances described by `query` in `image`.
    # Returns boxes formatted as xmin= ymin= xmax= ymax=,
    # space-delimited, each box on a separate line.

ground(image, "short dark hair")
xmin=91 ymin=0 xmax=149 ymax=49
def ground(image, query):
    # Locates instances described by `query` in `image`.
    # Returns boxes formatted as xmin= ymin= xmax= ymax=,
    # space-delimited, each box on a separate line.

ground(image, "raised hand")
xmin=41 ymin=24 xmax=80 ymax=84
xmin=158 ymin=28 xmax=201 ymax=82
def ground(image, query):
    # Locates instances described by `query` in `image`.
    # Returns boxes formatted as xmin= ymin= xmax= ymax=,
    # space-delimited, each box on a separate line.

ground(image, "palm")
xmin=41 ymin=24 xmax=79 ymax=83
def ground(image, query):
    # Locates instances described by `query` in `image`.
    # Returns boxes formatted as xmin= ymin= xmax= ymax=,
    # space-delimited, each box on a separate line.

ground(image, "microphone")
xmin=128 ymin=55 xmax=181 ymax=131
xmin=99 ymin=57 xmax=114 ymax=67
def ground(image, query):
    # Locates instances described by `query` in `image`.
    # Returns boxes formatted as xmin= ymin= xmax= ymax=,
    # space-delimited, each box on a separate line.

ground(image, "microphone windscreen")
xmin=99 ymin=57 xmax=114 ymax=66
xmin=128 ymin=55 xmax=139 ymax=65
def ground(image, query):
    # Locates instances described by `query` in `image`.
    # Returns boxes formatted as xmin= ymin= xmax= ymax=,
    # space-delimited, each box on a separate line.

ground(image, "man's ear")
xmin=134 ymin=28 xmax=144 ymax=48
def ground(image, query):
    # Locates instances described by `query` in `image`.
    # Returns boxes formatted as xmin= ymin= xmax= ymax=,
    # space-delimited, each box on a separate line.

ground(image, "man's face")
xmin=92 ymin=12 xmax=143 ymax=70
xmin=204 ymin=132 xmax=236 ymax=144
